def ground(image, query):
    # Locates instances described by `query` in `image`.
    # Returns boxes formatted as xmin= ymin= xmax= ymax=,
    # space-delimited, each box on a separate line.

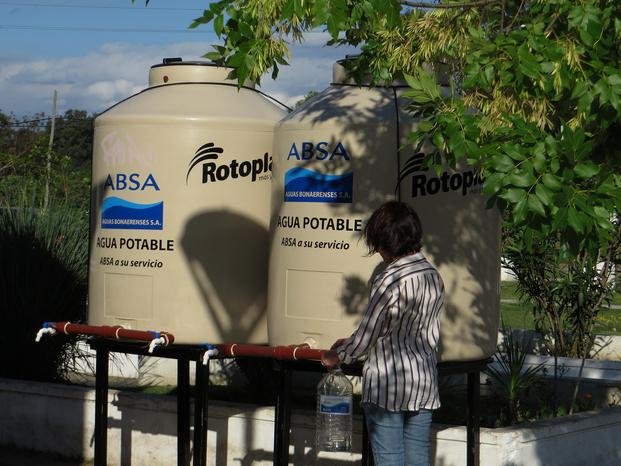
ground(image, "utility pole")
xmin=44 ymin=89 xmax=57 ymax=210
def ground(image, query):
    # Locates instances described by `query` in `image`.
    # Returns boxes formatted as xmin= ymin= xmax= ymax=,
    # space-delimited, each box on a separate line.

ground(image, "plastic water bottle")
xmin=316 ymin=367 xmax=353 ymax=452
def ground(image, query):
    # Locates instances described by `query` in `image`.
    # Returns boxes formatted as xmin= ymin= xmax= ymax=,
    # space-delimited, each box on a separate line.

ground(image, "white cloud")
xmin=86 ymin=79 xmax=142 ymax=108
xmin=0 ymin=40 xmax=358 ymax=117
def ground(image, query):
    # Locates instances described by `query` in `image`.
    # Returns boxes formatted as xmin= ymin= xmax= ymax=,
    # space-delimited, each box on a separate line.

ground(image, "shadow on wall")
xmin=112 ymin=390 xmax=363 ymax=466
xmin=341 ymin=262 xmax=387 ymax=317
xmin=272 ymin=85 xmax=500 ymax=360
xmin=420 ymin=192 xmax=500 ymax=361
xmin=180 ymin=209 xmax=269 ymax=343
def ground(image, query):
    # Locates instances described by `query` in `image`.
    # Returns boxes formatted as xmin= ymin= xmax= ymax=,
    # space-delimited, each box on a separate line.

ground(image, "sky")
xmin=0 ymin=0 xmax=357 ymax=118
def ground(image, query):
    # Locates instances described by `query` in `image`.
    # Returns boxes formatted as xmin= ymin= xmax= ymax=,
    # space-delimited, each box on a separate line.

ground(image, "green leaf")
xmin=311 ymin=0 xmax=329 ymax=23
xmin=512 ymin=197 xmax=528 ymax=223
xmin=517 ymin=44 xmax=540 ymax=79
xmin=505 ymin=144 xmax=526 ymax=161
xmin=203 ymin=51 xmax=223 ymax=62
xmin=189 ymin=10 xmax=215 ymax=29
xmin=577 ymin=91 xmax=594 ymax=114
xmin=574 ymin=162 xmax=600 ymax=179
xmin=432 ymin=132 xmax=445 ymax=150
xmin=593 ymin=206 xmax=610 ymax=219
xmin=610 ymin=92 xmax=621 ymax=113
xmin=326 ymin=15 xmax=339 ymax=39
xmin=404 ymin=68 xmax=441 ymax=104
xmin=214 ymin=14 xmax=224 ymax=37
xmin=541 ymin=62 xmax=555 ymax=73
xmin=483 ymin=173 xmax=504 ymax=193
xmin=226 ymin=51 xmax=244 ymax=68
xmin=596 ymin=217 xmax=614 ymax=231
xmin=607 ymin=74 xmax=621 ymax=87
xmin=282 ymin=0 xmax=295 ymax=18
xmin=351 ymin=4 xmax=363 ymax=22
xmin=447 ymin=132 xmax=467 ymax=158
xmin=500 ymin=188 xmax=526 ymax=204
xmin=384 ymin=1 xmax=400 ymax=27
xmin=554 ymin=207 xmax=568 ymax=230
xmin=509 ymin=171 xmax=536 ymax=188
xmin=535 ymin=183 xmax=553 ymax=206
xmin=573 ymin=194 xmax=590 ymax=214
xmin=490 ymin=155 xmax=515 ymax=173
xmin=542 ymin=174 xmax=562 ymax=191
xmin=361 ymin=0 xmax=374 ymax=17
xmin=532 ymin=143 xmax=546 ymax=173
xmin=417 ymin=120 xmax=434 ymax=132
xmin=594 ymin=79 xmax=611 ymax=105
xmin=567 ymin=207 xmax=584 ymax=233
xmin=484 ymin=65 xmax=494 ymax=86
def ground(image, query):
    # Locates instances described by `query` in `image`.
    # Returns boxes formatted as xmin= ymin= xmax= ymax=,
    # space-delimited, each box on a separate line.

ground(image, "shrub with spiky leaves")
xmin=0 ymin=196 xmax=88 ymax=381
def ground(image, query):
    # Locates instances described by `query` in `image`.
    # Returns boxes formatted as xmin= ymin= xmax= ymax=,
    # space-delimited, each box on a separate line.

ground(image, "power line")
xmin=9 ymin=116 xmax=53 ymax=125
xmin=2 ymin=116 xmax=54 ymax=127
xmin=0 ymin=23 xmax=333 ymax=36
xmin=0 ymin=24 xmax=214 ymax=33
xmin=2 ymin=115 xmax=94 ymax=128
xmin=0 ymin=1 xmax=203 ymax=11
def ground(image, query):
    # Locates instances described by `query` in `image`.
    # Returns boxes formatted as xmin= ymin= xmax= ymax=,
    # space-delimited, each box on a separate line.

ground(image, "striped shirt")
xmin=335 ymin=252 xmax=444 ymax=412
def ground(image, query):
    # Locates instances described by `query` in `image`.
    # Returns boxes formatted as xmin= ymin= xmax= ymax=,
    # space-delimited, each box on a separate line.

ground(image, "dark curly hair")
xmin=363 ymin=201 xmax=422 ymax=259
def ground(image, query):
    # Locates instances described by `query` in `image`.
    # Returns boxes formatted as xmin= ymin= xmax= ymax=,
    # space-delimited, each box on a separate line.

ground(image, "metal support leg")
xmin=274 ymin=361 xmax=292 ymax=466
xmin=177 ymin=359 xmax=191 ymax=466
xmin=94 ymin=346 xmax=109 ymax=466
xmin=466 ymin=370 xmax=480 ymax=466
xmin=193 ymin=359 xmax=209 ymax=466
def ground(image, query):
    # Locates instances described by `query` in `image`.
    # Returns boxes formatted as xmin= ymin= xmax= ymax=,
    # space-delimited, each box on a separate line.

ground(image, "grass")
xmin=501 ymin=280 xmax=621 ymax=305
xmin=500 ymin=281 xmax=621 ymax=335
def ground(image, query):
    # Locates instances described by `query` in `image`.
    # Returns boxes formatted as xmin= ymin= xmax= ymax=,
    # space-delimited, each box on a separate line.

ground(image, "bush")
xmin=0 ymin=199 xmax=88 ymax=381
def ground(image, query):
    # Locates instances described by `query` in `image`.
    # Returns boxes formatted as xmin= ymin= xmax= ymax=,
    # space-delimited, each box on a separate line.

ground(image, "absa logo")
xmin=287 ymin=142 xmax=351 ymax=161
xmin=104 ymin=173 xmax=160 ymax=191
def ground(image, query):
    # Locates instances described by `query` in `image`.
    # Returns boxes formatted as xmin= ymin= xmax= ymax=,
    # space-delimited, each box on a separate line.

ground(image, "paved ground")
xmin=0 ymin=448 xmax=90 ymax=466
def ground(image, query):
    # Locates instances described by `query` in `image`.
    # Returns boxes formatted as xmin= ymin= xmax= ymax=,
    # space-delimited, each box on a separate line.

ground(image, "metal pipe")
xmin=41 ymin=321 xmax=174 ymax=346
xmin=217 ymin=343 xmax=327 ymax=361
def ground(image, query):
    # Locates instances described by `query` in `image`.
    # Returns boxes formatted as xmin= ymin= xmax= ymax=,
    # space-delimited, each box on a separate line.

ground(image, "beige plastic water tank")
xmin=267 ymin=62 xmax=501 ymax=361
xmin=88 ymin=59 xmax=286 ymax=344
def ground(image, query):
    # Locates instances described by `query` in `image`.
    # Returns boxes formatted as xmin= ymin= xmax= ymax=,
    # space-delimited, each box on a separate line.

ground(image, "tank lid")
xmin=148 ymin=58 xmax=255 ymax=88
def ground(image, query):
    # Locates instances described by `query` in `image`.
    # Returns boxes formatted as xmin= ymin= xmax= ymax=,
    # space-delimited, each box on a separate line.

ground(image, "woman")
xmin=322 ymin=200 xmax=444 ymax=466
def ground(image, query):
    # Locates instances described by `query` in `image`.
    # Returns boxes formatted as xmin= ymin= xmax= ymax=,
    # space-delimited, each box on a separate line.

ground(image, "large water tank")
xmin=88 ymin=60 xmax=286 ymax=344
xmin=267 ymin=62 xmax=500 ymax=361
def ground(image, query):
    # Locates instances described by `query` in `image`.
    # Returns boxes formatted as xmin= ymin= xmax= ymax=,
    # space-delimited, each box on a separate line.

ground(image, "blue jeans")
xmin=362 ymin=403 xmax=432 ymax=466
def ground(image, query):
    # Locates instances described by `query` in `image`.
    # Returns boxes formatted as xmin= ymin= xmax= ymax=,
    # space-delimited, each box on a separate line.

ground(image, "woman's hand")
xmin=330 ymin=338 xmax=347 ymax=350
xmin=321 ymin=350 xmax=340 ymax=370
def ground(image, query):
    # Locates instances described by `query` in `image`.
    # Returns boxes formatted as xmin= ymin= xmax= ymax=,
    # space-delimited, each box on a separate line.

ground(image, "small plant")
xmin=485 ymin=326 xmax=545 ymax=425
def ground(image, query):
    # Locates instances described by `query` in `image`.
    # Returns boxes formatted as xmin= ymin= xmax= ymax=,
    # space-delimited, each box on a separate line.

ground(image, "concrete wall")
xmin=1 ymin=378 xmax=620 ymax=466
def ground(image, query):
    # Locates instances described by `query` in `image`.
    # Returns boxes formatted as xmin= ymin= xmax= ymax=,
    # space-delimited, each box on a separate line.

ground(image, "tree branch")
xmin=505 ymin=0 xmax=526 ymax=32
xmin=401 ymin=0 xmax=501 ymax=9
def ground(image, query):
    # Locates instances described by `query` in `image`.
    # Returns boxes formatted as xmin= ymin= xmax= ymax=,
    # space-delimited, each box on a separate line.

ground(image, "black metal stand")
xmin=88 ymin=338 xmax=487 ymax=466
xmin=88 ymin=339 xmax=210 ymax=466
xmin=272 ymin=358 xmax=489 ymax=466
xmin=94 ymin=346 xmax=109 ymax=466
xmin=437 ymin=359 xmax=489 ymax=466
